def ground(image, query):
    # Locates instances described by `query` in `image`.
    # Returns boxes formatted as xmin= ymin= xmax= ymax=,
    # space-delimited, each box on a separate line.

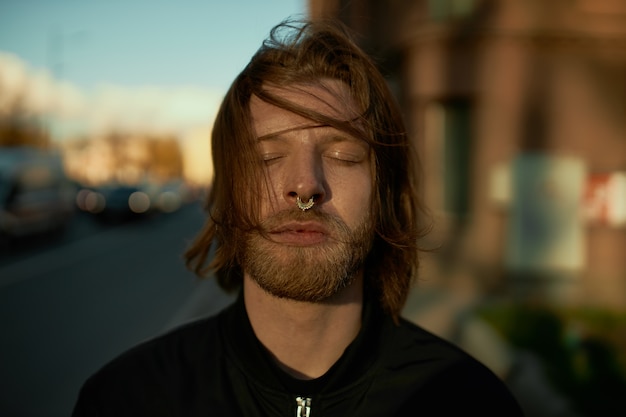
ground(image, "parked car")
xmin=80 ymin=184 xmax=153 ymax=222
xmin=0 ymin=148 xmax=76 ymax=240
xmin=153 ymin=180 xmax=194 ymax=213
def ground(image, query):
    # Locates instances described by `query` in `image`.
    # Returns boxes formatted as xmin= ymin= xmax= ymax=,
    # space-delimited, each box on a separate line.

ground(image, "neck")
xmin=243 ymin=273 xmax=364 ymax=380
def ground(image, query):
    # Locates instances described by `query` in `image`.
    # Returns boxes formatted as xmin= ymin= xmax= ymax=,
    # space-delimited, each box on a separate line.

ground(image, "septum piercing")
xmin=296 ymin=195 xmax=315 ymax=211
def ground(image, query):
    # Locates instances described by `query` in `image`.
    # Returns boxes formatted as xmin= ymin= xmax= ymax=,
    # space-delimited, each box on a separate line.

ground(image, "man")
xmin=73 ymin=20 xmax=523 ymax=416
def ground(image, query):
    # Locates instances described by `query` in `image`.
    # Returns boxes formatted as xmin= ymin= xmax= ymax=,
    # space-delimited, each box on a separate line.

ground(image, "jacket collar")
xmin=218 ymin=287 xmax=389 ymax=397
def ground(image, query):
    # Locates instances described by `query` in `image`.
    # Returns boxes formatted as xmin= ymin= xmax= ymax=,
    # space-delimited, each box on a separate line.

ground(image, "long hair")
xmin=184 ymin=19 xmax=428 ymax=320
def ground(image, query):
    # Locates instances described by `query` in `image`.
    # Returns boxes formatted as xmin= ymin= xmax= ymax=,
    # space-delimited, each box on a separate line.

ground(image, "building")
xmin=309 ymin=0 xmax=626 ymax=308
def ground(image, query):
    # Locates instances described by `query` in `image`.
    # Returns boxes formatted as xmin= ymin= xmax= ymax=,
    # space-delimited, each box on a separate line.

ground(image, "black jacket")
xmin=72 ymin=293 xmax=523 ymax=416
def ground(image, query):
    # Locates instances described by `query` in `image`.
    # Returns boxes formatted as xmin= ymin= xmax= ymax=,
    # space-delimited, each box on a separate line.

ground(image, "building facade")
xmin=309 ymin=0 xmax=626 ymax=308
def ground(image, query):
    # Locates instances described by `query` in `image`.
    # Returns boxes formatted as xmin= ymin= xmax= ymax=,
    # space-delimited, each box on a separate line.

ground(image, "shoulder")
xmin=387 ymin=316 xmax=504 ymax=382
xmin=72 ymin=315 xmax=223 ymax=416
xmin=386 ymin=317 xmax=476 ymax=365
xmin=374 ymin=317 xmax=524 ymax=415
xmin=104 ymin=314 xmax=221 ymax=377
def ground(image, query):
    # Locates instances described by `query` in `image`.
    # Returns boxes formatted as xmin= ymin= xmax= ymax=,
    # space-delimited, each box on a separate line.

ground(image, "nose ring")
xmin=296 ymin=195 xmax=315 ymax=211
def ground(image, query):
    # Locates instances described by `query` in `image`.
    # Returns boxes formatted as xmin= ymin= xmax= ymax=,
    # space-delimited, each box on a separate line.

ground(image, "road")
xmin=0 ymin=203 xmax=235 ymax=417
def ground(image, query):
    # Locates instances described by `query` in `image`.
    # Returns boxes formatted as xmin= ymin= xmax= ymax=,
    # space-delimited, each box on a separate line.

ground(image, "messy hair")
xmin=185 ymin=19 xmax=427 ymax=320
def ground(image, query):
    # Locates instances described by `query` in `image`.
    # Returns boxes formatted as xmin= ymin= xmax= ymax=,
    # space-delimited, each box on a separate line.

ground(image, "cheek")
xmin=257 ymin=176 xmax=283 ymax=218
xmin=329 ymin=170 xmax=373 ymax=226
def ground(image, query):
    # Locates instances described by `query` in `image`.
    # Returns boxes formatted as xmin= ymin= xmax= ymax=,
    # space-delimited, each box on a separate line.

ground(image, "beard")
xmin=241 ymin=209 xmax=374 ymax=303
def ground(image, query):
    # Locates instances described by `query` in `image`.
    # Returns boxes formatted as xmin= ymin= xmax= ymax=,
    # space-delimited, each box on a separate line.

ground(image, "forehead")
xmin=250 ymin=79 xmax=359 ymax=138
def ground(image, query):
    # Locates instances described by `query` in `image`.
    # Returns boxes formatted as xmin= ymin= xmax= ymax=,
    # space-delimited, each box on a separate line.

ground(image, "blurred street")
xmin=0 ymin=199 xmax=611 ymax=417
xmin=0 ymin=202 xmax=235 ymax=417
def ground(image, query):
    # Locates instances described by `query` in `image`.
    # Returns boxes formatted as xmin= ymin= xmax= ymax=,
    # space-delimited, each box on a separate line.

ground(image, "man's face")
xmin=242 ymin=79 xmax=374 ymax=302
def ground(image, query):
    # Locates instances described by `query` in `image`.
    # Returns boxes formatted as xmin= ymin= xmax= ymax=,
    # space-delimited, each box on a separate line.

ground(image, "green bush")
xmin=477 ymin=304 xmax=626 ymax=415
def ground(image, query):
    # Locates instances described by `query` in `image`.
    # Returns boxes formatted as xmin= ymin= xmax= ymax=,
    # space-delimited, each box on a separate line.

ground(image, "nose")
xmin=283 ymin=151 xmax=326 ymax=208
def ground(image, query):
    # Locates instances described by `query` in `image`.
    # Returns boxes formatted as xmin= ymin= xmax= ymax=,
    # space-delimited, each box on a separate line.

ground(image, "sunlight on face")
xmin=242 ymin=80 xmax=374 ymax=301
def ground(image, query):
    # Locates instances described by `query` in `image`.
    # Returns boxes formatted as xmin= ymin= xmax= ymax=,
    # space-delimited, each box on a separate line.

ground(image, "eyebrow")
xmin=256 ymin=124 xmax=321 ymax=142
xmin=257 ymin=125 xmax=366 ymax=146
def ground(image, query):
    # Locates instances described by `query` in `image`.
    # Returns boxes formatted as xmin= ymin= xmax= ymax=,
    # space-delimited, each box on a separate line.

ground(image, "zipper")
xmin=295 ymin=396 xmax=312 ymax=417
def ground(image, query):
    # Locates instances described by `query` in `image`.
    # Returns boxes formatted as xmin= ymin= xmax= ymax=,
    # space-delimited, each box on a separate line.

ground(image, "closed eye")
xmin=322 ymin=133 xmax=369 ymax=165
xmin=324 ymin=150 xmax=366 ymax=164
xmin=261 ymin=153 xmax=284 ymax=165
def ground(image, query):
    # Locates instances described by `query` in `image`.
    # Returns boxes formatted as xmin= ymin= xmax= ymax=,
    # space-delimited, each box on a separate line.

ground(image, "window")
xmin=425 ymin=100 xmax=473 ymax=218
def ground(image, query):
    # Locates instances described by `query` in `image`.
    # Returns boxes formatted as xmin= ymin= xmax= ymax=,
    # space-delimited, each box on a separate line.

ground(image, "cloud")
xmin=0 ymin=51 xmax=85 ymax=117
xmin=0 ymin=51 xmax=223 ymax=140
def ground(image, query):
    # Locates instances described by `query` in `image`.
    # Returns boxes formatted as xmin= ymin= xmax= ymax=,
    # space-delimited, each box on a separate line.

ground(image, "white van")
xmin=0 ymin=147 xmax=76 ymax=240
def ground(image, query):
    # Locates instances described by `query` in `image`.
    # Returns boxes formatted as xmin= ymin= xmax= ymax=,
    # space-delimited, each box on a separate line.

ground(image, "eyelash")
xmin=262 ymin=154 xmax=362 ymax=166
xmin=325 ymin=152 xmax=363 ymax=164
xmin=261 ymin=153 xmax=284 ymax=162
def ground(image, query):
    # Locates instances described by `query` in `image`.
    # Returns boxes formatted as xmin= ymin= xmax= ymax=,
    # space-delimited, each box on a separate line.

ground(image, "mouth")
xmin=269 ymin=221 xmax=329 ymax=246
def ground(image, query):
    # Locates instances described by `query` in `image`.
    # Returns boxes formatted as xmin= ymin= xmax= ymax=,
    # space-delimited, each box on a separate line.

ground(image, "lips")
xmin=269 ymin=221 xmax=329 ymax=245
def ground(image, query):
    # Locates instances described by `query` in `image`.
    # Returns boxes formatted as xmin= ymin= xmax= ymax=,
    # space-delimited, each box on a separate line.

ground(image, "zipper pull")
xmin=295 ymin=396 xmax=311 ymax=417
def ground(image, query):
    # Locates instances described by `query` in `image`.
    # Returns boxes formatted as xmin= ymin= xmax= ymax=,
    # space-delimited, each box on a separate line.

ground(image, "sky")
xmin=0 ymin=0 xmax=307 ymax=140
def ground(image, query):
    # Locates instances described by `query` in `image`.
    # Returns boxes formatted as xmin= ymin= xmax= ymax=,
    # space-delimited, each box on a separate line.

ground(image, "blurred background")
xmin=1 ymin=0 xmax=625 ymax=416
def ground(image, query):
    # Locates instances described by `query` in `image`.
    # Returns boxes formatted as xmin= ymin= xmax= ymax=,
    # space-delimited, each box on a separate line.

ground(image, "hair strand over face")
xmin=184 ymin=19 xmax=430 ymax=321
